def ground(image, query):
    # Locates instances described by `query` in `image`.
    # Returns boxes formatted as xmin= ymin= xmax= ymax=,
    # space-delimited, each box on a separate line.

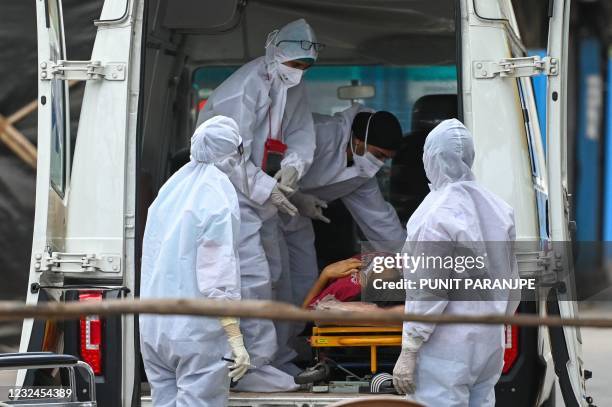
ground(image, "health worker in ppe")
xmin=196 ymin=18 xmax=321 ymax=391
xmin=392 ymin=119 xmax=520 ymax=407
xmin=140 ymin=116 xmax=251 ymax=407
xmin=273 ymin=105 xmax=407 ymax=374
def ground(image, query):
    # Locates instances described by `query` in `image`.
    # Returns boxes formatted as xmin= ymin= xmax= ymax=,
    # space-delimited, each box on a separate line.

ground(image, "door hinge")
xmin=39 ymin=60 xmax=126 ymax=81
xmin=473 ymin=56 xmax=559 ymax=79
xmin=516 ymin=249 xmax=568 ymax=291
xmin=33 ymin=252 xmax=122 ymax=273
xmin=516 ymin=250 xmax=550 ymax=277
xmin=516 ymin=249 xmax=559 ymax=287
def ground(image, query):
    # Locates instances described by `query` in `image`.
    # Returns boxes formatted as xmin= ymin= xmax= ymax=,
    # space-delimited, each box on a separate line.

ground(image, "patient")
xmin=302 ymin=257 xmax=403 ymax=310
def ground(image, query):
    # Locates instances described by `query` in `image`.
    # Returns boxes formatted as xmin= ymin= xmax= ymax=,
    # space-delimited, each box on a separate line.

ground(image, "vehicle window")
xmin=193 ymin=64 xmax=457 ymax=223
xmin=518 ymin=77 xmax=550 ymax=240
xmin=303 ymin=65 xmax=457 ymax=131
xmin=194 ymin=65 xmax=457 ymax=134
xmin=304 ymin=65 xmax=457 ymax=208
xmin=517 ymin=80 xmax=538 ymax=178
xmin=47 ymin=0 xmax=67 ymax=197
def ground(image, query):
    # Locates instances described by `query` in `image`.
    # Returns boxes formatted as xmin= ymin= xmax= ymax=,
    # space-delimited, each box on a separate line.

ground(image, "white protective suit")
xmin=399 ymin=119 xmax=520 ymax=407
xmin=196 ymin=19 xmax=318 ymax=391
xmin=139 ymin=116 xmax=244 ymax=407
xmin=273 ymin=104 xmax=406 ymax=372
xmin=282 ymin=104 xmax=406 ymax=305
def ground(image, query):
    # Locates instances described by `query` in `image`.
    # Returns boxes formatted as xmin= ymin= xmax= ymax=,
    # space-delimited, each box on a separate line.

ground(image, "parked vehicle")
xmin=21 ymin=0 xmax=588 ymax=405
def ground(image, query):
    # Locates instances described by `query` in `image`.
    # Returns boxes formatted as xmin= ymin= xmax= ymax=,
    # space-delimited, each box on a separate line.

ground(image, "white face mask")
xmin=277 ymin=63 xmax=303 ymax=87
xmin=350 ymin=114 xmax=384 ymax=178
xmin=353 ymin=152 xmax=384 ymax=178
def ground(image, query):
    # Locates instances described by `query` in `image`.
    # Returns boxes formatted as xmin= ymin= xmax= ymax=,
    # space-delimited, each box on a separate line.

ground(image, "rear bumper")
xmin=142 ymin=393 xmax=405 ymax=407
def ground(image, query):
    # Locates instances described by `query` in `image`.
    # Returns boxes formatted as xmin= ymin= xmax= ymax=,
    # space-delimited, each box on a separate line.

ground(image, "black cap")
xmin=351 ymin=111 xmax=402 ymax=151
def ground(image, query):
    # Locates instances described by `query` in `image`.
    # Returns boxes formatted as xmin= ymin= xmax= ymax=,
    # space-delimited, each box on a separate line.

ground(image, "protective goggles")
xmin=276 ymin=40 xmax=325 ymax=52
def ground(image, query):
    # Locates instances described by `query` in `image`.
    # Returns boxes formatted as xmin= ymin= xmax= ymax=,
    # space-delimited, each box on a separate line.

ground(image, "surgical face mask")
xmin=277 ymin=63 xmax=303 ymax=87
xmin=354 ymin=152 xmax=384 ymax=178
xmin=350 ymin=115 xmax=384 ymax=178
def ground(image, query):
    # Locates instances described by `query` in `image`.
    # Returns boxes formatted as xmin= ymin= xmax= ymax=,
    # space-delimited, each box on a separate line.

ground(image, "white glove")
xmin=221 ymin=318 xmax=251 ymax=382
xmin=269 ymin=184 xmax=298 ymax=216
xmin=227 ymin=335 xmax=250 ymax=382
xmin=392 ymin=335 xmax=423 ymax=395
xmin=290 ymin=192 xmax=330 ymax=223
xmin=274 ymin=166 xmax=299 ymax=191
xmin=393 ymin=348 xmax=417 ymax=394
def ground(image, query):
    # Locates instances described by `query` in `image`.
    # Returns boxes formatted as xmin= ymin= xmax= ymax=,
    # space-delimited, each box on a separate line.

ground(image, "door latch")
xmin=473 ymin=56 xmax=559 ymax=79
xmin=40 ymin=60 xmax=126 ymax=81
xmin=33 ymin=252 xmax=122 ymax=273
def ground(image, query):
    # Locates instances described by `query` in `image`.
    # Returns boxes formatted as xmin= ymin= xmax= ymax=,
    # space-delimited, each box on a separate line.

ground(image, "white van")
xmin=21 ymin=0 xmax=590 ymax=405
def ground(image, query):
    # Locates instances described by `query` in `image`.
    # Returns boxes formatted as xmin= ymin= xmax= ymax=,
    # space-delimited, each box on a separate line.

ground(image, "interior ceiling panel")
xmin=184 ymin=0 xmax=456 ymax=66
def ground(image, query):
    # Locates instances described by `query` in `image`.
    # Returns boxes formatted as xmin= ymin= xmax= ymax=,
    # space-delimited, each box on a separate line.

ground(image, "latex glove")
xmin=274 ymin=166 xmax=299 ymax=191
xmin=270 ymin=184 xmax=298 ymax=216
xmin=392 ymin=335 xmax=423 ymax=395
xmin=393 ymin=348 xmax=417 ymax=394
xmin=290 ymin=191 xmax=330 ymax=223
xmin=227 ymin=335 xmax=250 ymax=381
xmin=221 ymin=318 xmax=251 ymax=382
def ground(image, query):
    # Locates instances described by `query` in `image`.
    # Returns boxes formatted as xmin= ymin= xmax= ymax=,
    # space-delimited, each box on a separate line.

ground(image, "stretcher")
xmin=310 ymin=300 xmax=404 ymax=375
xmin=310 ymin=325 xmax=402 ymax=374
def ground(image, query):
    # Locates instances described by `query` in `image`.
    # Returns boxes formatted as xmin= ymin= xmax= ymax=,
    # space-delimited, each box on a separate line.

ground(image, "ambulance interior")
xmin=139 ymin=0 xmax=458 ymax=384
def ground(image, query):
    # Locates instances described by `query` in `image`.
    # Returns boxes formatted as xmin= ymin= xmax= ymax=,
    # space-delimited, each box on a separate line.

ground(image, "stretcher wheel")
xmin=370 ymin=372 xmax=396 ymax=394
xmin=294 ymin=362 xmax=330 ymax=384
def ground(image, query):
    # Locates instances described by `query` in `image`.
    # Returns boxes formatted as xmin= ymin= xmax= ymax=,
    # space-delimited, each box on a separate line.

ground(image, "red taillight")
xmin=79 ymin=291 xmax=103 ymax=375
xmin=198 ymin=99 xmax=207 ymax=111
xmin=502 ymin=324 xmax=519 ymax=374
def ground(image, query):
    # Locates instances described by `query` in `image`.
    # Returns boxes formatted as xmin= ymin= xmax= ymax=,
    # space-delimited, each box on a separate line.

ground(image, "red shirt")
xmin=307 ymin=272 xmax=361 ymax=309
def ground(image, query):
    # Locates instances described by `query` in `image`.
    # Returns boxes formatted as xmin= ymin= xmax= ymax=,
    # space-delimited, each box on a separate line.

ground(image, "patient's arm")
xmin=301 ymin=258 xmax=362 ymax=308
xmin=314 ymin=301 xmax=404 ymax=326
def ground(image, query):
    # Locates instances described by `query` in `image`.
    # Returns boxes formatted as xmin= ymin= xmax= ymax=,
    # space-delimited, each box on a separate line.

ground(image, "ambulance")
xmin=22 ymin=0 xmax=589 ymax=405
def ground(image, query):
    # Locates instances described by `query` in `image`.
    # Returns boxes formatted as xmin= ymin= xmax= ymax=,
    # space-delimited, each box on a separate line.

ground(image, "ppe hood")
xmin=423 ymin=119 xmax=475 ymax=190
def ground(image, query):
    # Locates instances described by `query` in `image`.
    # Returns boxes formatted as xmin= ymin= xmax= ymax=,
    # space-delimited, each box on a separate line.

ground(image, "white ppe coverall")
xmin=196 ymin=19 xmax=318 ymax=391
xmin=273 ymin=105 xmax=406 ymax=371
xmin=139 ymin=116 xmax=243 ymax=407
xmin=398 ymin=119 xmax=520 ymax=407
xmin=282 ymin=104 xmax=406 ymax=305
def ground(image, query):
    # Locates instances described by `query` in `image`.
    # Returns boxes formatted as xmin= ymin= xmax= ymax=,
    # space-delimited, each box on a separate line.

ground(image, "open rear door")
xmin=19 ymin=0 xmax=72 ymax=353
xmin=21 ymin=1 xmax=145 ymax=405
xmin=460 ymin=0 xmax=587 ymax=405
xmin=18 ymin=0 xmax=74 ymax=390
xmin=545 ymin=0 xmax=589 ymax=406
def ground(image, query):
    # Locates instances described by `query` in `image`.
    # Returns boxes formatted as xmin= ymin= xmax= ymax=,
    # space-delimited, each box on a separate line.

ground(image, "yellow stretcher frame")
xmin=310 ymin=326 xmax=402 ymax=374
